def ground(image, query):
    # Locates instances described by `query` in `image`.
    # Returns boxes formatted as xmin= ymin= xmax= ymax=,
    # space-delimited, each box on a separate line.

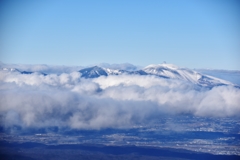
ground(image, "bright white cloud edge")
xmin=0 ymin=63 xmax=240 ymax=130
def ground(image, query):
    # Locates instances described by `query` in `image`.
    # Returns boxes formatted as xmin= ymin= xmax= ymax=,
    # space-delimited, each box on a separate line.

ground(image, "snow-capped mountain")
xmin=1 ymin=63 xmax=237 ymax=88
xmin=78 ymin=64 xmax=235 ymax=88
xmin=79 ymin=66 xmax=108 ymax=78
xmin=143 ymin=64 xmax=233 ymax=87
xmin=78 ymin=66 xmax=148 ymax=78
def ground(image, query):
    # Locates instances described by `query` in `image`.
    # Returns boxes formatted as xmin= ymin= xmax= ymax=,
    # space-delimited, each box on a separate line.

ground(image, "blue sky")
xmin=0 ymin=0 xmax=239 ymax=69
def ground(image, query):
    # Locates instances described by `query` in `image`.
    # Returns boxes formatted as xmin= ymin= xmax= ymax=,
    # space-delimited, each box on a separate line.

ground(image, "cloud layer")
xmin=0 ymin=69 xmax=240 ymax=130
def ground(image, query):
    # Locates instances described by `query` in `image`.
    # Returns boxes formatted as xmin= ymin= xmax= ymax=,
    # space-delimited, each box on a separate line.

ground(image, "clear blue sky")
xmin=0 ymin=0 xmax=239 ymax=69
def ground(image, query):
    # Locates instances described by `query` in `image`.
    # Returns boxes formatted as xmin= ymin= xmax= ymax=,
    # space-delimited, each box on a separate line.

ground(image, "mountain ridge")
xmin=1 ymin=63 xmax=238 ymax=88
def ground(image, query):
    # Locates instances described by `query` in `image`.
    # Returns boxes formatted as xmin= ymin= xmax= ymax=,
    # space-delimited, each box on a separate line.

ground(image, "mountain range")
xmin=2 ymin=63 xmax=238 ymax=88
xmin=78 ymin=64 xmax=235 ymax=88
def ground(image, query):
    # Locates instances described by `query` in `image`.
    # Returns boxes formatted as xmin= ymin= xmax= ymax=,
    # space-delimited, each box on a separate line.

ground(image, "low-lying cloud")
xmin=0 ymin=70 xmax=240 ymax=130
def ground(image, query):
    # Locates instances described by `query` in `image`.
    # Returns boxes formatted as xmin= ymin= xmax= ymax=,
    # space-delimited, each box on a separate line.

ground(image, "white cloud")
xmin=0 ymin=70 xmax=240 ymax=130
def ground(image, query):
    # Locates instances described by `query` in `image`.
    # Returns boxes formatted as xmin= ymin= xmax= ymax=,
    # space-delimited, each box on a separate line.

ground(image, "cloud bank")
xmin=0 ymin=69 xmax=240 ymax=130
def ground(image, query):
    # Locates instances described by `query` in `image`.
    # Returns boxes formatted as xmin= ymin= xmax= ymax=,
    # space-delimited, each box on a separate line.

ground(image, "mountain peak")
xmin=143 ymin=64 xmax=234 ymax=87
xmin=79 ymin=66 xmax=108 ymax=78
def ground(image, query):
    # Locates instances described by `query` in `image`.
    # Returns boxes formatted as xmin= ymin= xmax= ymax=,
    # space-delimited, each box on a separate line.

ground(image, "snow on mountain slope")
xmin=79 ymin=66 xmax=148 ymax=78
xmin=196 ymin=69 xmax=240 ymax=86
xmin=104 ymin=68 xmax=128 ymax=75
xmin=143 ymin=64 xmax=233 ymax=87
xmin=104 ymin=68 xmax=148 ymax=76
xmin=79 ymin=66 xmax=108 ymax=78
